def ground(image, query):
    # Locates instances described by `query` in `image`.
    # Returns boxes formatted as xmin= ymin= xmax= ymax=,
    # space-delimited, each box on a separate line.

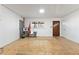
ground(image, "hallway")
xmin=1 ymin=37 xmax=79 ymax=55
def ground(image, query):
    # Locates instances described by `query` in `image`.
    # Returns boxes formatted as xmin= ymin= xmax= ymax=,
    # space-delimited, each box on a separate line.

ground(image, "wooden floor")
xmin=0 ymin=37 xmax=79 ymax=55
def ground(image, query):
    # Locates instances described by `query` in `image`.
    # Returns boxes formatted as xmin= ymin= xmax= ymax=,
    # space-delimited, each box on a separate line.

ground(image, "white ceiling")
xmin=3 ymin=4 xmax=79 ymax=18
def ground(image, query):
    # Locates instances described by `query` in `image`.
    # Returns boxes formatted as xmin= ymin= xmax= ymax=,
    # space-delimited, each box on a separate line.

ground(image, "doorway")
xmin=19 ymin=20 xmax=24 ymax=38
xmin=53 ymin=21 xmax=60 ymax=36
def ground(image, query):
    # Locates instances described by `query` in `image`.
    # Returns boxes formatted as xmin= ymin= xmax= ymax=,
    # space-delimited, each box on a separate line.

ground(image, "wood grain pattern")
xmin=0 ymin=37 xmax=79 ymax=55
xmin=53 ymin=21 xmax=60 ymax=36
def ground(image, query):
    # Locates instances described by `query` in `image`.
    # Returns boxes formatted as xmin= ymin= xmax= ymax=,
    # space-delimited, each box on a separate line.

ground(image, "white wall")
xmin=0 ymin=5 xmax=21 ymax=48
xmin=61 ymin=9 xmax=79 ymax=43
xmin=25 ymin=18 xmax=61 ymax=37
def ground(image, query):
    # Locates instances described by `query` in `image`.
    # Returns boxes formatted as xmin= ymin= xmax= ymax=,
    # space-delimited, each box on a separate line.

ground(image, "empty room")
xmin=0 ymin=4 xmax=79 ymax=55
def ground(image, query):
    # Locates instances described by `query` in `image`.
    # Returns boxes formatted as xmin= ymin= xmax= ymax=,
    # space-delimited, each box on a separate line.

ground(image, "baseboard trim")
xmin=60 ymin=36 xmax=79 ymax=45
xmin=0 ymin=38 xmax=20 ymax=49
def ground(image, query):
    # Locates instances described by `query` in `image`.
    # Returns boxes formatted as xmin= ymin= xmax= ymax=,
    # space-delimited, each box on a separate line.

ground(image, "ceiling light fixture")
xmin=39 ymin=9 xmax=45 ymax=14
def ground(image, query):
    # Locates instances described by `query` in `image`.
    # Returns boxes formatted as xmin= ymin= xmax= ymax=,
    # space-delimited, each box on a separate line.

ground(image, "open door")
xmin=19 ymin=20 xmax=24 ymax=38
xmin=53 ymin=21 xmax=60 ymax=36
